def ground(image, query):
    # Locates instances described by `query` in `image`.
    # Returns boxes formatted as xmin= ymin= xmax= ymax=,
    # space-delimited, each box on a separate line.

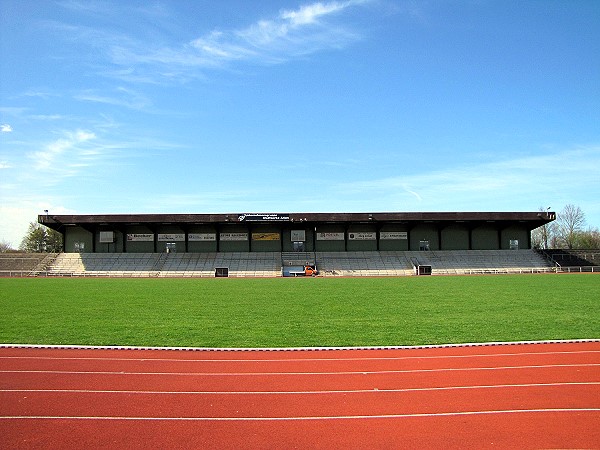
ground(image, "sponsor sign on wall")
xmin=220 ymin=232 xmax=248 ymax=241
xmin=252 ymin=232 xmax=280 ymax=241
xmin=188 ymin=233 xmax=216 ymax=242
xmin=158 ymin=233 xmax=185 ymax=241
xmin=380 ymin=231 xmax=408 ymax=240
xmin=239 ymin=214 xmax=290 ymax=222
xmin=127 ymin=234 xmax=154 ymax=242
xmin=348 ymin=232 xmax=376 ymax=240
xmin=316 ymin=232 xmax=345 ymax=241
xmin=291 ymin=230 xmax=306 ymax=242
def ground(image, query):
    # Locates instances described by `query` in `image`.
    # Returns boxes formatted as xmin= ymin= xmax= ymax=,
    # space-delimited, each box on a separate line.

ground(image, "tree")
xmin=572 ymin=227 xmax=600 ymax=249
xmin=19 ymin=222 xmax=63 ymax=253
xmin=555 ymin=204 xmax=586 ymax=249
xmin=532 ymin=204 xmax=599 ymax=249
xmin=0 ymin=240 xmax=15 ymax=253
xmin=531 ymin=206 xmax=556 ymax=249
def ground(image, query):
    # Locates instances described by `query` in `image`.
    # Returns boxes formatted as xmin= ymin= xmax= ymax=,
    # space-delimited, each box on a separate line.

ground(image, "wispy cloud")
xmin=22 ymin=90 xmax=59 ymax=99
xmin=1 ymin=124 xmax=13 ymax=133
xmin=332 ymin=146 xmax=600 ymax=212
xmin=30 ymin=129 xmax=96 ymax=171
xmin=190 ymin=0 xmax=363 ymax=64
xmin=75 ymin=87 xmax=152 ymax=111
xmin=62 ymin=1 xmax=371 ymax=83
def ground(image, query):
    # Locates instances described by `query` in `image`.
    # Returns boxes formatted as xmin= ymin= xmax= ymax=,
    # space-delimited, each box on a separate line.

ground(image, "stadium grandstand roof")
xmin=39 ymin=211 xmax=555 ymax=230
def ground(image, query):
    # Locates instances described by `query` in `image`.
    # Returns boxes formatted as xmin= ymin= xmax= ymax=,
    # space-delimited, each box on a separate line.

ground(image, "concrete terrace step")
xmin=39 ymin=250 xmax=554 ymax=277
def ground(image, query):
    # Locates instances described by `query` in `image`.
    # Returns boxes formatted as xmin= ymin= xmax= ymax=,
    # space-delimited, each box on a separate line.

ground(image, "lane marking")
xmin=1 ymin=408 xmax=599 ymax=421
xmin=1 ymin=382 xmax=598 ymax=395
xmin=2 ymin=350 xmax=599 ymax=363
xmin=1 ymin=363 xmax=599 ymax=376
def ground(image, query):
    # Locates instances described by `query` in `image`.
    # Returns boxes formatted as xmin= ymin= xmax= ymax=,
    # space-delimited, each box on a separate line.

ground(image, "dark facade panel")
xmin=38 ymin=211 xmax=555 ymax=253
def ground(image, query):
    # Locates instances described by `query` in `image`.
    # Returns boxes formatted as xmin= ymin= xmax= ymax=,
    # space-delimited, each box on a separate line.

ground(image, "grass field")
xmin=1 ymin=274 xmax=598 ymax=348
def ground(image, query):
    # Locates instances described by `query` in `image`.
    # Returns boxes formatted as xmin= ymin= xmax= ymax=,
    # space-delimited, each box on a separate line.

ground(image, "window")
xmin=292 ymin=241 xmax=305 ymax=252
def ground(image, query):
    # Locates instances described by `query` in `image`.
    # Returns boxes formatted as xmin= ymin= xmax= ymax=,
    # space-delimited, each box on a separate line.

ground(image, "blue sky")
xmin=1 ymin=0 xmax=599 ymax=246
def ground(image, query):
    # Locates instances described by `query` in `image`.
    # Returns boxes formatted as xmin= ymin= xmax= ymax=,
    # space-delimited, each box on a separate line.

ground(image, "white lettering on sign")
xmin=239 ymin=214 xmax=290 ymax=222
xmin=316 ymin=232 xmax=345 ymax=241
xmin=348 ymin=232 xmax=376 ymax=240
xmin=220 ymin=232 xmax=248 ymax=241
xmin=380 ymin=231 xmax=408 ymax=240
xmin=127 ymin=234 xmax=154 ymax=242
xmin=158 ymin=233 xmax=185 ymax=241
xmin=188 ymin=233 xmax=216 ymax=242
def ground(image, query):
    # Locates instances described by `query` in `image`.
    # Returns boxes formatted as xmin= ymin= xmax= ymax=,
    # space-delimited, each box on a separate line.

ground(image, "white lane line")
xmin=1 ymin=408 xmax=599 ymax=421
xmin=1 ymin=350 xmax=599 ymax=363
xmin=1 ymin=363 xmax=599 ymax=376
xmin=1 ymin=382 xmax=598 ymax=395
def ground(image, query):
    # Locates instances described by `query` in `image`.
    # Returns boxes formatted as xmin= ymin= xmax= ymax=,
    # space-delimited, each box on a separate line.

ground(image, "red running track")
xmin=1 ymin=341 xmax=599 ymax=449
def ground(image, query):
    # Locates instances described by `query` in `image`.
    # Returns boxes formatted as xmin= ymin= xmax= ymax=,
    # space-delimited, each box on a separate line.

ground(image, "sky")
xmin=1 ymin=0 xmax=599 ymax=247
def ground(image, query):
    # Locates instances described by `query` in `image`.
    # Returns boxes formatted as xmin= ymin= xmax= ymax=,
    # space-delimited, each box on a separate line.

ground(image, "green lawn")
xmin=1 ymin=275 xmax=598 ymax=348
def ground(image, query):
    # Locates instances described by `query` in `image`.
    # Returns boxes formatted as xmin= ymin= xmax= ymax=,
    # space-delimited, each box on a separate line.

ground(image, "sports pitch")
xmin=1 ymin=274 xmax=598 ymax=348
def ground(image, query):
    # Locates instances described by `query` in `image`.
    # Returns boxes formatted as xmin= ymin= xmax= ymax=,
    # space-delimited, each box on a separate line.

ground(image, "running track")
xmin=1 ymin=341 xmax=599 ymax=449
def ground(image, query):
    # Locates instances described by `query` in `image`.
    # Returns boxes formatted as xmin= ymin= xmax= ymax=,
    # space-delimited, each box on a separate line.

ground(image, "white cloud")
xmin=1 ymin=124 xmax=13 ymax=133
xmin=75 ymin=87 xmax=151 ymax=111
xmin=31 ymin=130 xmax=96 ymax=171
xmin=193 ymin=1 xmax=363 ymax=62
xmin=22 ymin=90 xmax=58 ymax=99
xmin=281 ymin=1 xmax=350 ymax=26
xmin=332 ymin=145 xmax=600 ymax=213
xmin=0 ymin=202 xmax=76 ymax=248
xmin=81 ymin=1 xmax=371 ymax=83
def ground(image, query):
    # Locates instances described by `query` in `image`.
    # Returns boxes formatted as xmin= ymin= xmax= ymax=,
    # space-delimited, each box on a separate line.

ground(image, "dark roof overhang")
xmin=38 ymin=211 xmax=556 ymax=233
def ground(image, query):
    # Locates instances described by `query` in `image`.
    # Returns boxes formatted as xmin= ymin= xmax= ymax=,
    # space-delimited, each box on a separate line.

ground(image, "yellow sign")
xmin=252 ymin=232 xmax=280 ymax=241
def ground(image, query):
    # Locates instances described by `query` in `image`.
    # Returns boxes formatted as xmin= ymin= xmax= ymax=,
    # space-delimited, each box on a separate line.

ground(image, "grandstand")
xmin=43 ymin=252 xmax=282 ymax=278
xmin=1 ymin=249 xmax=568 ymax=277
xmin=38 ymin=211 xmax=555 ymax=254
xmin=537 ymin=249 xmax=600 ymax=272
xmin=9 ymin=210 xmax=595 ymax=277
xmin=0 ymin=253 xmax=57 ymax=277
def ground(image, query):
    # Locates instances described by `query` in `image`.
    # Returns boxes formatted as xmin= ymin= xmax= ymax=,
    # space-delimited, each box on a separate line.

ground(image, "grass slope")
xmin=1 ymin=275 xmax=598 ymax=347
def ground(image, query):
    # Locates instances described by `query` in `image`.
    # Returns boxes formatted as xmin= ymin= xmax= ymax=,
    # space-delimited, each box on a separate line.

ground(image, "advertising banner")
xmin=252 ymin=232 xmax=280 ymax=241
xmin=348 ymin=232 xmax=376 ymax=240
xmin=239 ymin=214 xmax=290 ymax=222
xmin=188 ymin=233 xmax=216 ymax=242
xmin=380 ymin=231 xmax=408 ymax=240
xmin=127 ymin=234 xmax=154 ymax=242
xmin=220 ymin=232 xmax=248 ymax=241
xmin=316 ymin=232 xmax=345 ymax=241
xmin=158 ymin=233 xmax=185 ymax=241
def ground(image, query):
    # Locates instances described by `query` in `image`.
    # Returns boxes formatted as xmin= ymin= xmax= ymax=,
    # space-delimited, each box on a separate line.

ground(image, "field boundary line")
xmin=1 ymin=339 xmax=599 ymax=352
xmin=2 ymin=349 xmax=599 ymax=362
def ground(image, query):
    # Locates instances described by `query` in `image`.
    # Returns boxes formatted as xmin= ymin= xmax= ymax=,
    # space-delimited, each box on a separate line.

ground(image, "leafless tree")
xmin=556 ymin=204 xmax=586 ymax=249
xmin=0 ymin=240 xmax=15 ymax=253
xmin=531 ymin=206 xmax=556 ymax=249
